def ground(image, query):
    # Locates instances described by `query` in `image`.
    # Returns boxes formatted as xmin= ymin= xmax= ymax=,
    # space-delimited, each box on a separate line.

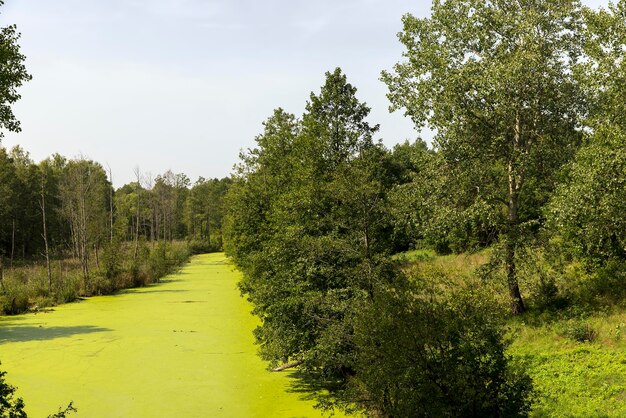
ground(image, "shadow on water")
xmin=283 ymin=369 xmax=342 ymax=408
xmin=0 ymin=324 xmax=112 ymax=344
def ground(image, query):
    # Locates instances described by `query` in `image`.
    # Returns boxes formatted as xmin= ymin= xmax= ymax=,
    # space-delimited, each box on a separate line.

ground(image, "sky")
xmin=0 ymin=0 xmax=610 ymax=187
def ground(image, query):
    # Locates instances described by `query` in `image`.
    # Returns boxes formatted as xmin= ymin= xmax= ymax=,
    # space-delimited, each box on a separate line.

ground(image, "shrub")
xmin=101 ymin=240 xmax=123 ymax=280
xmin=87 ymin=275 xmax=114 ymax=296
xmin=187 ymin=240 xmax=214 ymax=255
xmin=55 ymin=273 xmax=81 ymax=305
xmin=0 ymin=363 xmax=26 ymax=418
xmin=350 ymin=267 xmax=534 ymax=417
xmin=147 ymin=241 xmax=168 ymax=281
xmin=562 ymin=320 xmax=598 ymax=343
xmin=0 ymin=274 xmax=30 ymax=315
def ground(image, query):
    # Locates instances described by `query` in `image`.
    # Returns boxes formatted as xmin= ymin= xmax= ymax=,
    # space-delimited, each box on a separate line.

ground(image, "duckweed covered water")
xmin=0 ymin=253 xmax=340 ymax=417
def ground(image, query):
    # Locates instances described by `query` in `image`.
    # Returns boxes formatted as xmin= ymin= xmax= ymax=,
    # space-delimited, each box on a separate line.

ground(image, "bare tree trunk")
xmin=206 ymin=208 xmax=211 ymax=248
xmin=40 ymin=177 xmax=52 ymax=292
xmin=107 ymin=165 xmax=114 ymax=244
xmin=94 ymin=243 xmax=100 ymax=270
xmin=271 ymin=360 xmax=303 ymax=372
xmin=133 ymin=168 xmax=141 ymax=261
xmin=507 ymin=160 xmax=525 ymax=315
xmin=10 ymin=219 xmax=15 ymax=268
xmin=79 ymin=173 xmax=90 ymax=285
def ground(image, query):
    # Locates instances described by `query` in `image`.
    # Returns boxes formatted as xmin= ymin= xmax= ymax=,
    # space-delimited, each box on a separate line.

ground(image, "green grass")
xmin=0 ymin=253 xmax=344 ymax=417
xmin=398 ymin=248 xmax=626 ymax=417
xmin=509 ymin=311 xmax=626 ymax=417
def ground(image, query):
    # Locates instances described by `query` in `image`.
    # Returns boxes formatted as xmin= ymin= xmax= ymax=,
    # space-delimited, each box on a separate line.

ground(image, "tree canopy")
xmin=383 ymin=0 xmax=586 ymax=314
xmin=0 ymin=1 xmax=31 ymax=139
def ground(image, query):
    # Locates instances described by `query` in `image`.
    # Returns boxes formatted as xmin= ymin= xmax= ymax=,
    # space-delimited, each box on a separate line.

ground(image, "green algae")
xmin=0 ymin=253 xmax=343 ymax=417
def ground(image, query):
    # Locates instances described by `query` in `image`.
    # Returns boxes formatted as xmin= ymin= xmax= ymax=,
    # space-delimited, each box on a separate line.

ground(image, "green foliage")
xmin=350 ymin=267 xmax=534 ymax=417
xmin=0 ymin=242 xmax=190 ymax=315
xmin=101 ymin=239 xmax=122 ymax=280
xmin=54 ymin=273 xmax=82 ymax=305
xmin=46 ymin=403 xmax=77 ymax=418
xmin=383 ymin=0 xmax=586 ymax=313
xmin=0 ymin=364 xmax=26 ymax=418
xmin=547 ymin=124 xmax=626 ymax=266
xmin=225 ymin=69 xmax=396 ymax=389
xmin=0 ymin=1 xmax=31 ymax=140
xmin=561 ymin=320 xmax=598 ymax=343
xmin=510 ymin=317 xmax=626 ymax=417
xmin=184 ymin=177 xmax=230 ymax=250
xmin=0 ymin=271 xmax=30 ymax=315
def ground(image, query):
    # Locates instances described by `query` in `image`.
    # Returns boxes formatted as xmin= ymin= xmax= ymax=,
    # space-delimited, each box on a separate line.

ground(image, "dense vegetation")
xmin=3 ymin=0 xmax=626 ymax=416
xmin=224 ymin=0 xmax=626 ymax=416
xmin=0 ymin=146 xmax=231 ymax=315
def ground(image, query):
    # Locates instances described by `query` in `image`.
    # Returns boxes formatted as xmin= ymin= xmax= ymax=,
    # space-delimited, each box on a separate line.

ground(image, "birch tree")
xmin=383 ymin=0 xmax=586 ymax=314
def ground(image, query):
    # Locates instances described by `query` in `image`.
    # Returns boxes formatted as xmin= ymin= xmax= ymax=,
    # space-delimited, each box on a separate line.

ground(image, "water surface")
xmin=0 ymin=253 xmax=334 ymax=417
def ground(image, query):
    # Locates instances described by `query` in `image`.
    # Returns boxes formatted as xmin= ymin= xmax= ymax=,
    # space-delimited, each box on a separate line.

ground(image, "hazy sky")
xmin=0 ymin=0 xmax=609 ymax=186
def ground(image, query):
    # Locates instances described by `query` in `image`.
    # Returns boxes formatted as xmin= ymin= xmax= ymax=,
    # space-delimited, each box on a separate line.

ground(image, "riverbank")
xmin=0 ymin=253 xmax=334 ymax=417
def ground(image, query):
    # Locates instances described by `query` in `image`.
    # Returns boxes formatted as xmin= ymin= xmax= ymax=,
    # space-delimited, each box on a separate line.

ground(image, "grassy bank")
xmin=509 ymin=310 xmax=626 ymax=417
xmin=0 ymin=240 xmax=190 ymax=315
xmin=399 ymin=249 xmax=626 ymax=417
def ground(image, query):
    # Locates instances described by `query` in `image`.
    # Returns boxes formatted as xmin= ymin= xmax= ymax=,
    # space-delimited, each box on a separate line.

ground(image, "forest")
xmin=2 ymin=0 xmax=626 ymax=417
xmin=0 ymin=145 xmax=230 ymax=314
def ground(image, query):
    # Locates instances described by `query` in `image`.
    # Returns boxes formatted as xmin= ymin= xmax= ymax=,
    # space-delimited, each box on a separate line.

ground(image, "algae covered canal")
xmin=0 ymin=253 xmax=345 ymax=417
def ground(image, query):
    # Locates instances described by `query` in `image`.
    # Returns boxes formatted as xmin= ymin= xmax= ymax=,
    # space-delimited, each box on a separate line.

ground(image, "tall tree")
xmin=59 ymin=158 xmax=110 ymax=286
xmin=547 ymin=1 xmax=626 ymax=266
xmin=185 ymin=177 xmax=230 ymax=249
xmin=226 ymin=69 xmax=393 ymax=380
xmin=0 ymin=0 xmax=31 ymax=141
xmin=383 ymin=0 xmax=586 ymax=314
xmin=0 ymin=147 xmax=18 ymax=262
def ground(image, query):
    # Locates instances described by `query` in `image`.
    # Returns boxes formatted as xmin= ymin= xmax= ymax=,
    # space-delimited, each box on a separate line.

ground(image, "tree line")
xmin=224 ymin=0 xmax=626 ymax=416
xmin=0 ymin=146 xmax=230 ymax=313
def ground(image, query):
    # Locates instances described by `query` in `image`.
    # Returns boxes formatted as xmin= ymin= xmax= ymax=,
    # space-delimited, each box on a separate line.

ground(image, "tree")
xmin=383 ymin=0 xmax=586 ymax=314
xmin=386 ymin=140 xmax=500 ymax=253
xmin=225 ymin=69 xmax=394 ymax=380
xmin=223 ymin=108 xmax=300 ymax=266
xmin=547 ymin=125 xmax=626 ymax=265
xmin=352 ymin=269 xmax=534 ymax=417
xmin=59 ymin=158 xmax=110 ymax=286
xmin=0 ymin=148 xmax=18 ymax=263
xmin=546 ymin=1 xmax=626 ymax=266
xmin=185 ymin=177 xmax=230 ymax=250
xmin=9 ymin=146 xmax=40 ymax=261
xmin=0 ymin=1 xmax=31 ymax=140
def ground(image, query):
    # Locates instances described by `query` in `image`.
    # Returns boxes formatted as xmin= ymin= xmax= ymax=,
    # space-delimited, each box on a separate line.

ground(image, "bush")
xmin=561 ymin=320 xmax=598 ymax=343
xmin=147 ymin=241 xmax=168 ymax=281
xmin=0 ymin=363 xmax=26 ymax=418
xmin=350 ymin=267 xmax=534 ymax=417
xmin=0 ymin=273 xmax=30 ymax=315
xmin=87 ymin=275 xmax=115 ymax=296
xmin=187 ymin=240 xmax=217 ymax=255
xmin=55 ymin=273 xmax=81 ymax=305
xmin=101 ymin=240 xmax=123 ymax=280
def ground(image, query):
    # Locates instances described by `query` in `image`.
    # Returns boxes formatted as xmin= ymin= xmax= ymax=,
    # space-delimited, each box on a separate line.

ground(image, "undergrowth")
xmin=0 ymin=241 xmax=190 ymax=315
xmin=402 ymin=248 xmax=626 ymax=417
